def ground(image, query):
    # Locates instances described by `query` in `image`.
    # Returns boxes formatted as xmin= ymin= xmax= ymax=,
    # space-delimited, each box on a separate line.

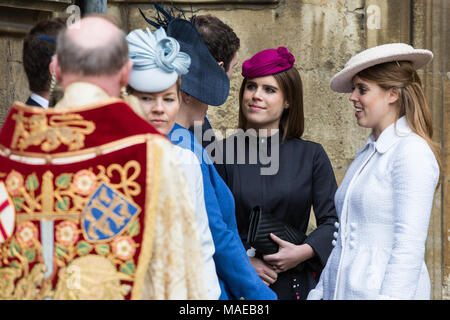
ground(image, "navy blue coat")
xmin=215 ymin=132 xmax=338 ymax=299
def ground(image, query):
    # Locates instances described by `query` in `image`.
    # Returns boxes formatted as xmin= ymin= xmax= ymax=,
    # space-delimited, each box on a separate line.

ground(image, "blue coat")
xmin=168 ymin=123 xmax=277 ymax=300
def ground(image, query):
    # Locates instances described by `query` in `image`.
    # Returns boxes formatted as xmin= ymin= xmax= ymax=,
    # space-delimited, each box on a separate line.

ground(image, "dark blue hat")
xmin=140 ymin=5 xmax=230 ymax=106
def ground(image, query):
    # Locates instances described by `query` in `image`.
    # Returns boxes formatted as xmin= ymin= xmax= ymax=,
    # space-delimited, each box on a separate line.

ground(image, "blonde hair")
xmin=358 ymin=61 xmax=441 ymax=186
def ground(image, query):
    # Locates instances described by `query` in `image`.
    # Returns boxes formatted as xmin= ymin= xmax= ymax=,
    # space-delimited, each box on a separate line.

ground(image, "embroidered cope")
xmin=0 ymin=83 xmax=207 ymax=300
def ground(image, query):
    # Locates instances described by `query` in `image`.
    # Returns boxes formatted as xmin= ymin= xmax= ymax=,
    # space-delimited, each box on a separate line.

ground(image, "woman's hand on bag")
xmin=263 ymin=233 xmax=315 ymax=273
xmin=249 ymin=256 xmax=278 ymax=286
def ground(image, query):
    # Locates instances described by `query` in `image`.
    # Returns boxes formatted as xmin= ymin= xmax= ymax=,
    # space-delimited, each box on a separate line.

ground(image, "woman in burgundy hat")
xmin=215 ymin=47 xmax=339 ymax=300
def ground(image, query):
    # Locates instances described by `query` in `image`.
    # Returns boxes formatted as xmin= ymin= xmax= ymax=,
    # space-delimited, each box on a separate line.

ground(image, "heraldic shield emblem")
xmin=0 ymin=182 xmax=15 ymax=243
xmin=82 ymin=183 xmax=140 ymax=242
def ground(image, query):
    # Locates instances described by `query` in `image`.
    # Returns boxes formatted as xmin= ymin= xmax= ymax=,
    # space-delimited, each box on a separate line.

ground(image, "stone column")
xmin=363 ymin=0 xmax=449 ymax=300
xmin=412 ymin=0 xmax=450 ymax=300
xmin=443 ymin=75 xmax=450 ymax=300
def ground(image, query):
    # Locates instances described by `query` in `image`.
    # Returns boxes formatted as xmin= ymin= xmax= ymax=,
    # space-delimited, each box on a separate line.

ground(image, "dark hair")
xmin=238 ymin=67 xmax=304 ymax=142
xmin=56 ymin=15 xmax=128 ymax=76
xmin=22 ymin=18 xmax=66 ymax=93
xmin=192 ymin=15 xmax=240 ymax=72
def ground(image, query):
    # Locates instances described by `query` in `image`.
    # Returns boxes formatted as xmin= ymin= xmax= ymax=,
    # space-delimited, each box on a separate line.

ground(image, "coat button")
xmin=333 ymin=232 xmax=338 ymax=239
xmin=246 ymin=247 xmax=256 ymax=257
xmin=349 ymin=241 xmax=355 ymax=249
xmin=332 ymin=240 xmax=337 ymax=247
xmin=334 ymin=222 xmax=340 ymax=229
xmin=350 ymin=223 xmax=357 ymax=231
xmin=350 ymin=232 xmax=356 ymax=240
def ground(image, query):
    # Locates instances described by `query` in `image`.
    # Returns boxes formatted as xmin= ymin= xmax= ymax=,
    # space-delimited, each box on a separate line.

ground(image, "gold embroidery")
xmin=10 ymin=160 xmax=141 ymax=219
xmin=0 ymin=263 xmax=49 ymax=300
xmin=97 ymin=160 xmax=141 ymax=200
xmin=54 ymin=255 xmax=131 ymax=300
xmin=11 ymin=111 xmax=95 ymax=152
xmin=0 ymin=134 xmax=148 ymax=161
xmin=131 ymin=135 xmax=159 ymax=299
xmin=0 ymin=267 xmax=22 ymax=298
xmin=0 ymin=226 xmax=50 ymax=300
xmin=42 ymin=171 xmax=54 ymax=214
xmin=0 ymin=139 xmax=153 ymax=299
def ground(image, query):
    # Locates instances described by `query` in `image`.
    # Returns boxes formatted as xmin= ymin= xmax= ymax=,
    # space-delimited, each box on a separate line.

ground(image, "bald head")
xmin=56 ymin=15 xmax=129 ymax=76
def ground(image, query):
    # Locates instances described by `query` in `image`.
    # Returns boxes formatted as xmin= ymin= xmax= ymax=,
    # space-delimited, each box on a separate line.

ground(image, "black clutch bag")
xmin=247 ymin=206 xmax=307 ymax=255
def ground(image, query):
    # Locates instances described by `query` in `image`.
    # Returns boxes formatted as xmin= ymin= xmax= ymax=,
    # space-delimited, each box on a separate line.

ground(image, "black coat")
xmin=215 ymin=131 xmax=338 ymax=300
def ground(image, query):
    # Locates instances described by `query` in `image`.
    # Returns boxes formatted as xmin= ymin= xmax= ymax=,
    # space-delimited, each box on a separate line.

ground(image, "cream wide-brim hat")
xmin=330 ymin=43 xmax=433 ymax=93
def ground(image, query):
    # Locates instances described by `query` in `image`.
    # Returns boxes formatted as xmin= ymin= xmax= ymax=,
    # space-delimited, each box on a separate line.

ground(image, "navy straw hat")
xmin=140 ymin=5 xmax=230 ymax=106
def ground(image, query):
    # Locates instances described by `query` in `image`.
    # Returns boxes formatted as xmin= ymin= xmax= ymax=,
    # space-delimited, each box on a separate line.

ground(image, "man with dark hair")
xmin=190 ymin=15 xmax=240 ymax=154
xmin=192 ymin=15 xmax=240 ymax=79
xmin=22 ymin=18 xmax=66 ymax=108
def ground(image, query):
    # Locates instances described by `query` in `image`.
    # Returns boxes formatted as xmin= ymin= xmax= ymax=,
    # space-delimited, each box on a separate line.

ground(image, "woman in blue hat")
xmin=126 ymin=27 xmax=221 ymax=299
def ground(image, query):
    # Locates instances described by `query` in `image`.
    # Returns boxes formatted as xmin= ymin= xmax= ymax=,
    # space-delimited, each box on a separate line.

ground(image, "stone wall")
xmin=112 ymin=0 xmax=372 ymax=184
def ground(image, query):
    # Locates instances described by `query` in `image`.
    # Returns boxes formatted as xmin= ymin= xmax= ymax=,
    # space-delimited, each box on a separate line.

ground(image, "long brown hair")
xmin=238 ymin=67 xmax=304 ymax=142
xmin=358 ymin=61 xmax=441 ymax=184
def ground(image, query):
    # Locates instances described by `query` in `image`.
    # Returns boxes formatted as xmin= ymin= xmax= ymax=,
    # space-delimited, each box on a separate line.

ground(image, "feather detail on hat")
xmin=138 ymin=4 xmax=189 ymax=31
xmin=126 ymin=27 xmax=190 ymax=93
xmin=136 ymin=2 xmax=230 ymax=106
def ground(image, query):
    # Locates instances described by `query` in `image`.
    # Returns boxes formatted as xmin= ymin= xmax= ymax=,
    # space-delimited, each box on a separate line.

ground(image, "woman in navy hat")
xmin=126 ymin=20 xmax=277 ymax=300
xmin=308 ymin=43 xmax=440 ymax=300
xmin=216 ymin=47 xmax=339 ymax=300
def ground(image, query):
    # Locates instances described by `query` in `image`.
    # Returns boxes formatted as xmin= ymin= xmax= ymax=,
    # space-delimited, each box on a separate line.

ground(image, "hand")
xmin=263 ymin=233 xmax=315 ymax=273
xmin=248 ymin=256 xmax=278 ymax=286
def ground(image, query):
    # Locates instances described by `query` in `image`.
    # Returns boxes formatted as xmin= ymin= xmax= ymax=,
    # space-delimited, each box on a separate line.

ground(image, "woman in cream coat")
xmin=308 ymin=43 xmax=440 ymax=300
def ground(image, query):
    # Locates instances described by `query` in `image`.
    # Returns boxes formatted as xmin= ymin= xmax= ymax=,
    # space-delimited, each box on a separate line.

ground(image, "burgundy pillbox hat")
xmin=242 ymin=46 xmax=295 ymax=78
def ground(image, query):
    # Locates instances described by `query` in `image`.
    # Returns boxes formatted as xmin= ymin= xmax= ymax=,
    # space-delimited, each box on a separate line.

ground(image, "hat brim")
xmin=167 ymin=19 xmax=230 ymax=106
xmin=330 ymin=49 xmax=433 ymax=93
xmin=129 ymin=68 xmax=179 ymax=93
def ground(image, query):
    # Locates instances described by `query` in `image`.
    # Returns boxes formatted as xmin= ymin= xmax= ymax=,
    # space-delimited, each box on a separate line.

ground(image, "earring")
xmin=48 ymin=74 xmax=57 ymax=108
xmin=120 ymin=86 xmax=128 ymax=98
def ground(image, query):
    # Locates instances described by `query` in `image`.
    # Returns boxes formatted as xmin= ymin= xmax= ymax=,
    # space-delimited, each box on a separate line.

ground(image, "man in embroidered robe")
xmin=0 ymin=14 xmax=207 ymax=300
